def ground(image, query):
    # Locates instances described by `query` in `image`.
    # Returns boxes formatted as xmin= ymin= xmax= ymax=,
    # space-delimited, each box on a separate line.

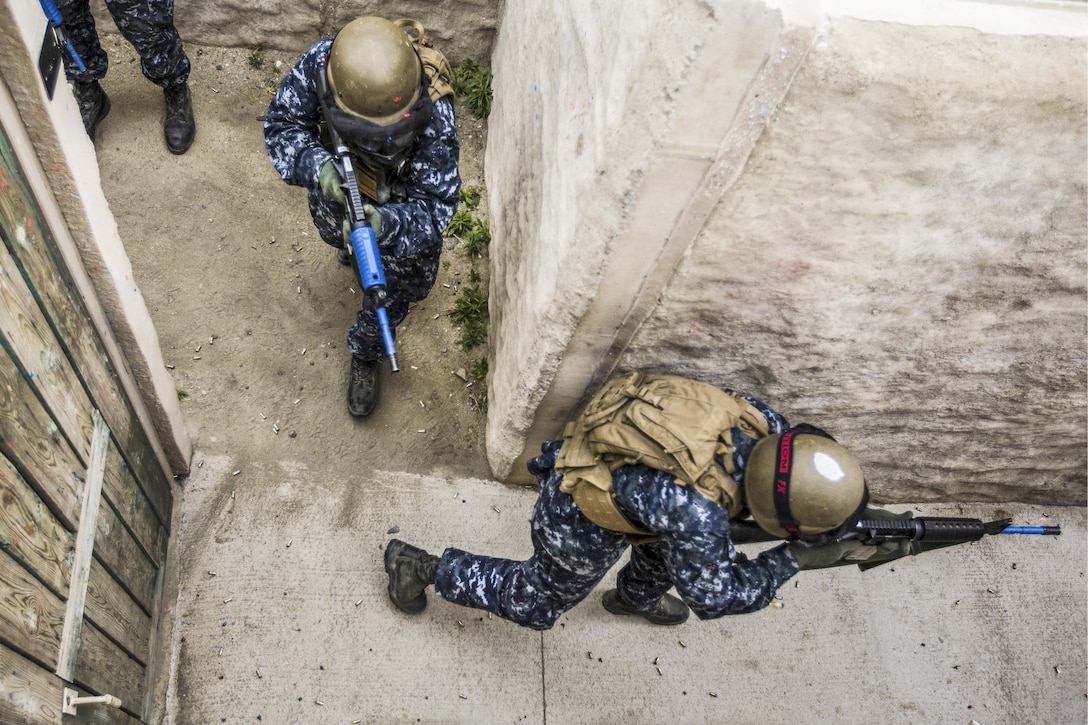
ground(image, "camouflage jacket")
xmin=263 ymin=38 xmax=461 ymax=259
xmin=535 ymin=393 xmax=800 ymax=619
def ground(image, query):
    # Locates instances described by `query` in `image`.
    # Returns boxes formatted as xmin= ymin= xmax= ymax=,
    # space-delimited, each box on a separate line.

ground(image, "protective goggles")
xmin=318 ymin=69 xmax=434 ymax=167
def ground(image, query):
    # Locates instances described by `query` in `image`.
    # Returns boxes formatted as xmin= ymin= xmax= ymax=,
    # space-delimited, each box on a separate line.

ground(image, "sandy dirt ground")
xmin=92 ymin=36 xmax=495 ymax=485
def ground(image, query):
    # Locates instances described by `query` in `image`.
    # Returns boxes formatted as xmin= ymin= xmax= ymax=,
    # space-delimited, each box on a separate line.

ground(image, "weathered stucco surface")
xmin=486 ymin=1 xmax=1087 ymax=505
xmin=91 ymin=0 xmax=500 ymax=64
xmin=623 ymin=19 xmax=1086 ymax=505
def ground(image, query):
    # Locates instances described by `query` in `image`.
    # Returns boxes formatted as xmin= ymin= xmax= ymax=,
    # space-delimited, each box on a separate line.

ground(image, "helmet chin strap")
xmin=773 ymin=424 xmax=840 ymax=539
xmin=772 ymin=428 xmax=802 ymax=538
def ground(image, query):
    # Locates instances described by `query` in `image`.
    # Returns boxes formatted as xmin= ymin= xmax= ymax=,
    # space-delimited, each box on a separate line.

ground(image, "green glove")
xmin=340 ymin=206 xmax=382 ymax=250
xmin=362 ymin=203 xmax=382 ymax=235
xmin=788 ymin=538 xmax=867 ymax=570
xmin=788 ymin=508 xmax=915 ymax=570
xmin=855 ymin=508 xmax=914 ymax=570
xmin=318 ymin=160 xmax=345 ymax=206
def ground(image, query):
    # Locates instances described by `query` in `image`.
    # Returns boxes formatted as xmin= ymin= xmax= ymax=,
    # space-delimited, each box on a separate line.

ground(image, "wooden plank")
xmin=0 ymin=451 xmax=74 ymax=596
xmin=102 ymin=441 xmax=164 ymax=564
xmin=85 ymin=559 xmax=150 ymax=667
xmin=56 ymin=411 xmax=108 ymax=682
xmin=0 ymin=238 xmax=94 ymax=463
xmin=93 ymin=491 xmax=157 ymax=614
xmin=0 ymin=550 xmax=64 ymax=670
xmin=140 ymin=540 xmax=169 ymax=720
xmin=116 ymin=439 xmax=172 ymax=534
xmin=0 ymin=132 xmax=173 ymax=529
xmin=0 ymin=643 xmax=64 ymax=724
xmin=0 ymin=644 xmax=142 ymax=725
xmin=72 ymin=620 xmax=145 ymax=720
xmin=0 ymin=347 xmax=84 ymax=531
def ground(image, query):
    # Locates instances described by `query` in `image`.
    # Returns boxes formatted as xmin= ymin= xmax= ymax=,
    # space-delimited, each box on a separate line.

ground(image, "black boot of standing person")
xmin=73 ymin=80 xmax=111 ymax=141
xmin=164 ymin=82 xmax=195 ymax=154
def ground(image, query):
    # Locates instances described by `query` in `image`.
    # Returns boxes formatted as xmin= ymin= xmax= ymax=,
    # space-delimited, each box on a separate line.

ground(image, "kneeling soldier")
xmin=385 ymin=372 xmax=909 ymax=629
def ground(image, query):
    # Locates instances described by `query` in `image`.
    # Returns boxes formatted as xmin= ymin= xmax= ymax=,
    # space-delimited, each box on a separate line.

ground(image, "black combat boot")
xmin=602 ymin=589 xmax=690 ymax=626
xmin=347 ymin=355 xmax=379 ymax=418
xmin=72 ymin=80 xmax=110 ymax=142
xmin=163 ymin=83 xmax=195 ymax=154
xmin=385 ymin=539 xmax=440 ymax=614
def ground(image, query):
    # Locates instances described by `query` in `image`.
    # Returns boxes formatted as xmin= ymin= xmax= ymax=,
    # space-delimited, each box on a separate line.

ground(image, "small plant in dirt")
xmin=446 ymin=208 xmax=474 ymax=237
xmin=460 ymin=218 xmax=490 ymax=260
xmin=471 ymin=357 xmax=488 ymax=381
xmin=450 ymin=283 xmax=487 ymax=325
xmin=452 ymin=59 xmax=492 ymax=118
xmin=451 ymin=59 xmax=479 ymax=95
xmin=247 ymin=47 xmax=265 ymax=69
xmin=457 ymin=322 xmax=486 ymax=351
xmin=468 ymin=388 xmax=488 ymax=414
xmin=459 ymin=185 xmax=482 ymax=211
xmin=449 ymin=283 xmax=488 ymax=352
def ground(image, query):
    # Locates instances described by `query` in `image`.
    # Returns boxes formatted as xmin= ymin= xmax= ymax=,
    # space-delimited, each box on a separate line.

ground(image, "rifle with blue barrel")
xmin=730 ymin=513 xmax=1061 ymax=570
xmin=328 ymin=127 xmax=400 ymax=373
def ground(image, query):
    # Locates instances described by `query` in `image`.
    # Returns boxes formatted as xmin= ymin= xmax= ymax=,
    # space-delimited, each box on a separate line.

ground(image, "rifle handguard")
xmin=855 ymin=516 xmax=1011 ymax=543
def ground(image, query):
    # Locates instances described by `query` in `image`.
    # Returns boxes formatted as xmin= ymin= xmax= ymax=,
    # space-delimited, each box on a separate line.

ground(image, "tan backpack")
xmin=394 ymin=19 xmax=454 ymax=103
xmin=554 ymin=372 xmax=770 ymax=535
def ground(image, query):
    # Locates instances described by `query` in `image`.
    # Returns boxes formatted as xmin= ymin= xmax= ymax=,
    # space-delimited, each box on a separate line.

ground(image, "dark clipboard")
xmin=38 ymin=24 xmax=62 ymax=99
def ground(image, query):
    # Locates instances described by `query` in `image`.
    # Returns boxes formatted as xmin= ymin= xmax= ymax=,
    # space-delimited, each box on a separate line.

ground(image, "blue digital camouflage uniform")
xmin=264 ymin=38 xmax=460 ymax=363
xmin=57 ymin=0 xmax=190 ymax=88
xmin=434 ymin=393 xmax=803 ymax=630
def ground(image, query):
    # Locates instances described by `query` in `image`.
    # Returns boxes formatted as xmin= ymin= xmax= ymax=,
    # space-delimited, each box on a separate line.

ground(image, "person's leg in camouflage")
xmin=345 ymin=250 xmax=439 ymax=417
xmin=104 ymin=0 xmax=194 ymax=153
xmin=601 ymin=542 xmax=689 ymax=625
xmin=389 ymin=465 xmax=630 ymax=630
xmin=55 ymin=0 xmax=111 ymax=140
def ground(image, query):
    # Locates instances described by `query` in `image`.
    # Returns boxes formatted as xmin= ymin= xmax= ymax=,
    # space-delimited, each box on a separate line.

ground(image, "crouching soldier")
xmin=385 ymin=371 xmax=912 ymax=629
xmin=264 ymin=16 xmax=460 ymax=418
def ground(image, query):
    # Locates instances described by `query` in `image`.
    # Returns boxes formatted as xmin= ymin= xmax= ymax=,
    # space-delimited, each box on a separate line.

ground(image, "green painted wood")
xmin=1 ymin=87 xmax=173 ymax=725
xmin=93 ymin=494 xmax=156 ymax=615
xmin=0 ymin=644 xmax=142 ymax=725
xmin=101 ymin=442 xmax=164 ymax=565
xmin=72 ymin=620 xmax=145 ymax=720
xmin=0 ymin=125 xmax=172 ymax=530
xmin=0 ymin=237 xmax=94 ymax=465
xmin=0 ymin=348 xmax=84 ymax=532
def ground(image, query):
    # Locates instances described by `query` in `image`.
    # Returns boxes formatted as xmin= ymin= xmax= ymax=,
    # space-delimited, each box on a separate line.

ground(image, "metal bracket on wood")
xmin=62 ymin=687 xmax=122 ymax=715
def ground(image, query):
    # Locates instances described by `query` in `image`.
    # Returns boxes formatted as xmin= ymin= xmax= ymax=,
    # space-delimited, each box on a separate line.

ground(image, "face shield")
xmin=319 ymin=65 xmax=434 ymax=170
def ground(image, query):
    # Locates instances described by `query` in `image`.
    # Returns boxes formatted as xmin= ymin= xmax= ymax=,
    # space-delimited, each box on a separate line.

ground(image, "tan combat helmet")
xmin=327 ymin=16 xmax=422 ymax=124
xmin=320 ymin=17 xmax=434 ymax=169
xmin=744 ymin=425 xmax=868 ymax=539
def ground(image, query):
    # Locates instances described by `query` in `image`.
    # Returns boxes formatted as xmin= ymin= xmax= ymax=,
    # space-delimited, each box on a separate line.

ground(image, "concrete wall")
xmin=92 ymin=0 xmax=501 ymax=65
xmin=486 ymin=0 xmax=1087 ymax=506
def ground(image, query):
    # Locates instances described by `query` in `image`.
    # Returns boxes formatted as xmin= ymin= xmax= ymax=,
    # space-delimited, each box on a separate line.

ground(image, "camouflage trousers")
xmin=309 ymin=188 xmax=440 ymax=362
xmin=434 ymin=444 xmax=679 ymax=631
xmin=57 ymin=0 xmax=189 ymax=88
